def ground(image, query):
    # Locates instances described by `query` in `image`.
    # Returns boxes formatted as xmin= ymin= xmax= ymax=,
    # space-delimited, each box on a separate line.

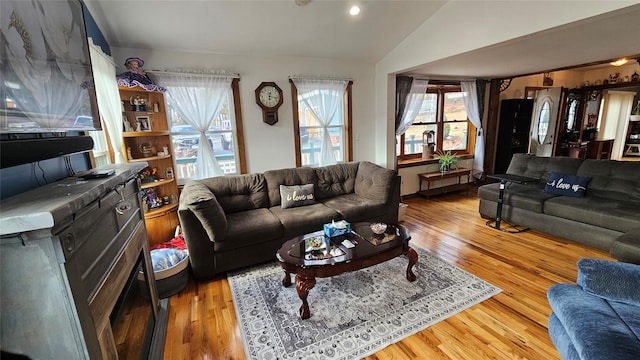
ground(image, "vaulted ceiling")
xmin=85 ymin=1 xmax=640 ymax=79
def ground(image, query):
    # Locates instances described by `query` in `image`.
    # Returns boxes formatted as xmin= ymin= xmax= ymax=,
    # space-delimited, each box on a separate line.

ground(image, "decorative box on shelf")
xmin=324 ymin=220 xmax=350 ymax=238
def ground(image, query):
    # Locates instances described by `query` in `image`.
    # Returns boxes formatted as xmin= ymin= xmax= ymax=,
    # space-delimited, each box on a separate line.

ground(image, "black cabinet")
xmin=495 ymin=99 xmax=533 ymax=174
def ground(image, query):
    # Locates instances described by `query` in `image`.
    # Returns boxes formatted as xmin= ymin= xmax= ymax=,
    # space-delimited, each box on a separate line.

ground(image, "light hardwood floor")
xmin=163 ymin=188 xmax=613 ymax=359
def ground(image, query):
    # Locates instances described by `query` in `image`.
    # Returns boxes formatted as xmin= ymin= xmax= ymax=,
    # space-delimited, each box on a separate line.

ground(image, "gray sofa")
xmin=178 ymin=161 xmax=401 ymax=280
xmin=478 ymin=154 xmax=640 ymax=263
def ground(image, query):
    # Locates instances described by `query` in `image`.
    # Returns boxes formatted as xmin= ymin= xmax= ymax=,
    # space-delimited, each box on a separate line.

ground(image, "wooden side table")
xmin=417 ymin=168 xmax=472 ymax=199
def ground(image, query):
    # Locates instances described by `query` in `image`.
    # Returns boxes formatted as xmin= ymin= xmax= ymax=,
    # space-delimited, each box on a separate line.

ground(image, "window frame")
xmin=397 ymin=84 xmax=474 ymax=161
xmin=290 ymin=80 xmax=353 ymax=167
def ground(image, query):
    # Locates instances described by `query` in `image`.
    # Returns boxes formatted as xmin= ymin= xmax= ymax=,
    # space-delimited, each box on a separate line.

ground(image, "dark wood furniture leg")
xmin=295 ymin=276 xmax=316 ymax=320
xmin=282 ymin=271 xmax=292 ymax=287
xmin=406 ymin=247 xmax=418 ymax=282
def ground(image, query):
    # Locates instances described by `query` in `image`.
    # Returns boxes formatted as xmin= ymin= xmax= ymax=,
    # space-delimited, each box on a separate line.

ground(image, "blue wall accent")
xmin=82 ymin=0 xmax=111 ymax=55
xmin=1 ymin=154 xmax=90 ymax=200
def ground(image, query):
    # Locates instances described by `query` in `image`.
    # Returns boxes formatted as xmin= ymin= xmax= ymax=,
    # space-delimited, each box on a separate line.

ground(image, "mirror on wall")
xmin=537 ymin=99 xmax=551 ymax=143
xmin=563 ymin=92 xmax=582 ymax=142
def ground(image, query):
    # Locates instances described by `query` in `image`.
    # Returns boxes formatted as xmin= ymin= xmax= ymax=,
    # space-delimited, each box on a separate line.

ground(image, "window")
xmin=397 ymin=85 xmax=473 ymax=159
xmin=166 ymin=78 xmax=245 ymax=183
xmin=89 ymin=123 xmax=111 ymax=167
xmin=291 ymin=80 xmax=352 ymax=167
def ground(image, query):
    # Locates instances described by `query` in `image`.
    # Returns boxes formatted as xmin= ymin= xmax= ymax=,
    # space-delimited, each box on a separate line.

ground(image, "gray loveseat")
xmin=478 ymin=154 xmax=640 ymax=263
xmin=178 ymin=161 xmax=400 ymax=280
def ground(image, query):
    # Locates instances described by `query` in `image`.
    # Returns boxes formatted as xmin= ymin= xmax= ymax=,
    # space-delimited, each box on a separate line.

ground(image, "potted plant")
xmin=434 ymin=150 xmax=458 ymax=172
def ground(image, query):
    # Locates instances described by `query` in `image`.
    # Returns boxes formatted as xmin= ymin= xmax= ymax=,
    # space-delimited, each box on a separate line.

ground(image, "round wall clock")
xmin=255 ymin=82 xmax=283 ymax=125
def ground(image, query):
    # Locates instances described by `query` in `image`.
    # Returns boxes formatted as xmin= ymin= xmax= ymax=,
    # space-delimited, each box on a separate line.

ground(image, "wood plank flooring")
xmin=163 ymin=187 xmax=613 ymax=359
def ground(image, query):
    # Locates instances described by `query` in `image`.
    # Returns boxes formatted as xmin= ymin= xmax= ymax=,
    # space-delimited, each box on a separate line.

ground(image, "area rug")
xmin=228 ymin=246 xmax=501 ymax=360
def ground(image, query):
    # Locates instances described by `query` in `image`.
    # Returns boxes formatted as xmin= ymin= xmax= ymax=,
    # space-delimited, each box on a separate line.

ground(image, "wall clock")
xmin=255 ymin=82 xmax=283 ymax=125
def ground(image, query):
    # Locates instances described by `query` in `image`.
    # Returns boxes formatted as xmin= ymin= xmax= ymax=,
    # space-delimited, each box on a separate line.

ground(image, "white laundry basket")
xmin=398 ymin=203 xmax=408 ymax=222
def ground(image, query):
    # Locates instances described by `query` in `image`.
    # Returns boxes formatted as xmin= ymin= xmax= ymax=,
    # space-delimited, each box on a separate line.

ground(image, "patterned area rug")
xmin=228 ymin=246 xmax=501 ymax=360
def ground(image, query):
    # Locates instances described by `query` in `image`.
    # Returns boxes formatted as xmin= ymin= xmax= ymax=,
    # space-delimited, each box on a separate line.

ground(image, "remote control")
xmin=341 ymin=239 xmax=355 ymax=248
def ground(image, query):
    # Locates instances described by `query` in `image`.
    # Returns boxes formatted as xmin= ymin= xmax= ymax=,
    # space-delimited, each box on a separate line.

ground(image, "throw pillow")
xmin=280 ymin=184 xmax=316 ymax=209
xmin=544 ymin=171 xmax=591 ymax=197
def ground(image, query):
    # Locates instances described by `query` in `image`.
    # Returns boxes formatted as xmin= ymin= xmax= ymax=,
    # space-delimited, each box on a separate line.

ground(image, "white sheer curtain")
xmin=395 ymin=79 xmax=429 ymax=136
xmin=88 ymin=38 xmax=124 ymax=163
xmin=153 ymin=72 xmax=232 ymax=179
xmin=461 ymin=81 xmax=484 ymax=177
xmin=292 ymin=78 xmax=348 ymax=166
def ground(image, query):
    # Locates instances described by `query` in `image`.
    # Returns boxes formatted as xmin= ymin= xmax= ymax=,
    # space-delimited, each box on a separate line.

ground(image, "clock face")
xmin=259 ymin=86 xmax=281 ymax=108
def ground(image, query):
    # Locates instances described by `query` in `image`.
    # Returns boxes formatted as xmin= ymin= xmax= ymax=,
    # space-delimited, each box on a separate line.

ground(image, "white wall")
xmin=111 ymin=47 xmax=377 ymax=173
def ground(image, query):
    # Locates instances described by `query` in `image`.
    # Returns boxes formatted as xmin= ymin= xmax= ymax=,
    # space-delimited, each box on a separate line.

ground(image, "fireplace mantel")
xmin=0 ymin=163 xmax=168 ymax=359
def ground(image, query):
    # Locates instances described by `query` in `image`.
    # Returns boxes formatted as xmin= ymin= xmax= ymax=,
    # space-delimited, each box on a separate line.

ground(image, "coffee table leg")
xmin=405 ymin=247 xmax=418 ymax=282
xmin=295 ymin=276 xmax=316 ymax=320
xmin=282 ymin=271 xmax=292 ymax=287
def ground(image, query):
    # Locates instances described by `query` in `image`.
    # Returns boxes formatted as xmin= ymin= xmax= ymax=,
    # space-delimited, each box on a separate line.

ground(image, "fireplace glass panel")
xmin=110 ymin=254 xmax=155 ymax=359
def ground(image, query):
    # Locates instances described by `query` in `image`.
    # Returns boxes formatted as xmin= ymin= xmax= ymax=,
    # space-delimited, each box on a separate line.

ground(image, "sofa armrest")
xmin=610 ymin=228 xmax=640 ymax=265
xmin=577 ymin=258 xmax=640 ymax=306
xmin=179 ymin=181 xmax=228 ymax=243
xmin=354 ymin=161 xmax=397 ymax=204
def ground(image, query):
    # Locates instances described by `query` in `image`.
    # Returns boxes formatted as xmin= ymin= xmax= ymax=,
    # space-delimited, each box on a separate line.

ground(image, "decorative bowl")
xmin=308 ymin=236 xmax=324 ymax=250
xmin=370 ymin=223 xmax=387 ymax=235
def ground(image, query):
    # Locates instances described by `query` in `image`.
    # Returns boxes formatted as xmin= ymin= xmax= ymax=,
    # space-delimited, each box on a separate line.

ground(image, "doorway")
xmin=529 ymin=87 xmax=562 ymax=156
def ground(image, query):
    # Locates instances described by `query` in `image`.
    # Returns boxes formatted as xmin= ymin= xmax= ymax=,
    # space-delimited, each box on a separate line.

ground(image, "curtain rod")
xmin=148 ymin=69 xmax=240 ymax=78
xmin=289 ymin=75 xmax=353 ymax=81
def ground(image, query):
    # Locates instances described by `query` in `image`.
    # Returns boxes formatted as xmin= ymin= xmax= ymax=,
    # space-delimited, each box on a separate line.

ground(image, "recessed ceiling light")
xmin=610 ymin=58 xmax=628 ymax=66
xmin=349 ymin=6 xmax=360 ymax=16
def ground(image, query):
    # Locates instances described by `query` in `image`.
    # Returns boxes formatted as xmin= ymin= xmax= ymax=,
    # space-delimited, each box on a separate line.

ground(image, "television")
xmin=0 ymin=0 xmax=100 ymax=168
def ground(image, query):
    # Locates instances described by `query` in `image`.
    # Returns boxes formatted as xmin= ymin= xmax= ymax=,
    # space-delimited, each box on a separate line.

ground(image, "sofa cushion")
xmin=315 ymin=162 xmax=359 ymax=200
xmin=264 ymin=167 xmax=317 ymax=207
xmin=544 ymin=172 xmax=591 ymax=197
xmin=354 ymin=161 xmax=396 ymax=204
xmin=543 ymin=196 xmax=640 ymax=233
xmin=576 ymin=159 xmax=640 ymax=202
xmin=280 ymin=184 xmax=316 ymax=208
xmin=322 ymin=193 xmax=388 ymax=221
xmin=576 ymin=258 xmax=640 ymax=307
xmin=269 ymin=203 xmax=340 ymax=238
xmin=547 ymin=283 xmax=640 ymax=360
xmin=506 ymin=154 xmax=584 ymax=184
xmin=214 ymin=208 xmax=283 ymax=252
xmin=198 ymin=174 xmax=269 ymax=214
xmin=477 ymin=182 xmax=556 ymax=213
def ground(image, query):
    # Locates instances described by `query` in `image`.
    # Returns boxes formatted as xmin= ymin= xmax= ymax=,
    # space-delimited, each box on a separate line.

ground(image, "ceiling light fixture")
xmin=610 ymin=58 xmax=628 ymax=66
xmin=349 ymin=6 xmax=360 ymax=16
xmin=295 ymin=0 xmax=310 ymax=6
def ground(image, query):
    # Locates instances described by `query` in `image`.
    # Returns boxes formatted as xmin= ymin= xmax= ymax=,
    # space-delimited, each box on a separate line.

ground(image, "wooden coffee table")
xmin=276 ymin=222 xmax=417 ymax=319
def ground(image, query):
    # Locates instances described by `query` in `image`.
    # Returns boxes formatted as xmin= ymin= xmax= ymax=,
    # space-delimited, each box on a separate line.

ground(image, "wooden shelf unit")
xmin=495 ymin=99 xmax=533 ymax=174
xmin=119 ymin=85 xmax=179 ymax=246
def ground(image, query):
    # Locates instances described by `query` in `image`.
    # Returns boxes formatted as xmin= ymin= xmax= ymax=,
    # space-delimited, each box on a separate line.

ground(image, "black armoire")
xmin=495 ymin=99 xmax=534 ymax=174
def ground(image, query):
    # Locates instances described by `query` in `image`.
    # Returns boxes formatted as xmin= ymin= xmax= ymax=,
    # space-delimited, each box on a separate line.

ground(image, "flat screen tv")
xmin=0 ymin=0 xmax=100 ymax=167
